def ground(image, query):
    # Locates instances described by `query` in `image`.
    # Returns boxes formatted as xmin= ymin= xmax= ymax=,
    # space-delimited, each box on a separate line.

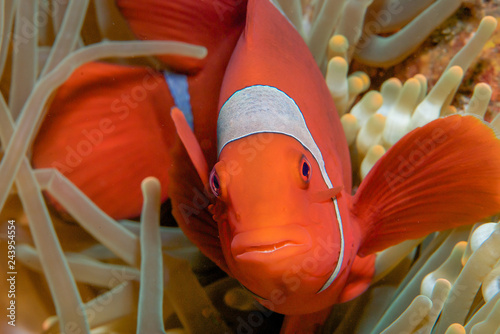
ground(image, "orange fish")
xmin=32 ymin=62 xmax=177 ymax=219
xmin=32 ymin=0 xmax=500 ymax=332
xmin=171 ymin=0 xmax=500 ymax=330
xmin=32 ymin=0 xmax=246 ymax=219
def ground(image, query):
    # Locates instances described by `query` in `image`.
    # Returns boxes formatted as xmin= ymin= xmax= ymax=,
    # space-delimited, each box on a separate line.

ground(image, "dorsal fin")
xmin=168 ymin=137 xmax=229 ymax=274
xmin=116 ymin=0 xmax=247 ymax=73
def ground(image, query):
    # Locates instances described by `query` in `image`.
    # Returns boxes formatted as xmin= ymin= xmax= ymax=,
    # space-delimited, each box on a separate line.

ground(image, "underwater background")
xmin=0 ymin=0 xmax=500 ymax=333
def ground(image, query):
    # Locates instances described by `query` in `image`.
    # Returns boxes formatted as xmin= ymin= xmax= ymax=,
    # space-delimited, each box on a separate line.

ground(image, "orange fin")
xmin=32 ymin=62 xmax=175 ymax=219
xmin=116 ymin=0 xmax=246 ymax=73
xmin=168 ymin=138 xmax=229 ymax=274
xmin=353 ymin=114 xmax=500 ymax=255
xmin=171 ymin=107 xmax=209 ymax=185
xmin=339 ymin=254 xmax=376 ymax=303
xmin=310 ymin=186 xmax=344 ymax=203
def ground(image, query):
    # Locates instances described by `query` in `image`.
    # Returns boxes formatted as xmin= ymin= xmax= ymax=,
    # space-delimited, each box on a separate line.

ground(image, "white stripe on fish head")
xmin=217 ymin=85 xmax=344 ymax=293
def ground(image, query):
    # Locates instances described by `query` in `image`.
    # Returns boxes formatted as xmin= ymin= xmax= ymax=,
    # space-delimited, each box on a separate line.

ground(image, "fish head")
xmin=210 ymin=131 xmax=346 ymax=304
xmin=205 ymin=0 xmax=354 ymax=312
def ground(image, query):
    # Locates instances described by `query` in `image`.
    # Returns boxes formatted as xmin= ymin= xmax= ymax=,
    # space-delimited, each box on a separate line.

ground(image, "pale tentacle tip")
xmin=482 ymin=265 xmax=500 ymax=303
xmin=348 ymin=76 xmax=365 ymax=95
xmin=350 ymin=90 xmax=383 ymax=127
xmin=441 ymin=105 xmax=457 ymax=117
xmin=328 ymin=34 xmax=349 ymax=59
xmin=444 ymin=323 xmax=466 ymax=334
xmin=141 ymin=176 xmax=161 ymax=196
xmin=42 ymin=316 xmax=59 ymax=332
xmin=350 ymin=71 xmax=371 ymax=92
xmin=224 ymin=287 xmax=257 ymax=311
xmin=464 ymin=83 xmax=492 ymax=117
xmin=356 ymin=113 xmax=386 ymax=158
xmin=479 ymin=16 xmax=498 ymax=32
xmin=420 ymin=241 xmax=465 ymax=298
xmin=340 ymin=113 xmax=359 ymax=146
xmin=326 ymin=57 xmax=348 ymax=93
xmin=469 ymin=222 xmax=497 ymax=253
xmin=360 ymin=145 xmax=385 ymax=180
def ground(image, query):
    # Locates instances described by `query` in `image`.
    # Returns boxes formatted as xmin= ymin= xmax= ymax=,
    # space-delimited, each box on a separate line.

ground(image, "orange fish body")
xmin=186 ymin=0 xmax=500 ymax=319
xmin=209 ymin=0 xmax=370 ymax=315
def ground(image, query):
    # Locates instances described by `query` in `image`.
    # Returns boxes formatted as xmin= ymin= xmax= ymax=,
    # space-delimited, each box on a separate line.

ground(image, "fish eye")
xmin=300 ymin=156 xmax=311 ymax=183
xmin=209 ymin=168 xmax=221 ymax=197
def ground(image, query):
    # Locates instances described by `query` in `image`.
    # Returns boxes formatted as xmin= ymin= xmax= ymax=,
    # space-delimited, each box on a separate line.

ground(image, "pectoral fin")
xmin=310 ymin=186 xmax=344 ymax=203
xmin=353 ymin=114 xmax=500 ymax=255
xmin=170 ymin=107 xmax=209 ymax=185
xmin=168 ymin=131 xmax=229 ymax=274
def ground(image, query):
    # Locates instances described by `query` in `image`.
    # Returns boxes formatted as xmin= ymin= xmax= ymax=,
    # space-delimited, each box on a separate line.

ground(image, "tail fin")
xmin=352 ymin=114 xmax=500 ymax=256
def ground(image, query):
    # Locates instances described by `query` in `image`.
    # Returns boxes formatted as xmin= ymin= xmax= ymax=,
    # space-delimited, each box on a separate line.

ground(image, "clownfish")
xmin=170 ymin=0 xmax=500 ymax=329
xmin=31 ymin=0 xmax=500 ymax=331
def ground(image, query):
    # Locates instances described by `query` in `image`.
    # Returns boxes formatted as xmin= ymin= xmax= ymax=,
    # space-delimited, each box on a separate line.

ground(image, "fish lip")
xmin=231 ymin=224 xmax=312 ymax=262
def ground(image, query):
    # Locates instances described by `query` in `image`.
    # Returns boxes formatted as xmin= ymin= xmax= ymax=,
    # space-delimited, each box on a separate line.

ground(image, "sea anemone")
xmin=0 ymin=0 xmax=499 ymax=333
xmin=335 ymin=15 xmax=500 ymax=180
xmin=275 ymin=0 xmax=473 ymax=69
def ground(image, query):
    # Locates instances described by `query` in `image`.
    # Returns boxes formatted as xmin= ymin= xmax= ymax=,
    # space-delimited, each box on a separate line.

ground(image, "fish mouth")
xmin=244 ymin=240 xmax=297 ymax=253
xmin=231 ymin=224 xmax=312 ymax=262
